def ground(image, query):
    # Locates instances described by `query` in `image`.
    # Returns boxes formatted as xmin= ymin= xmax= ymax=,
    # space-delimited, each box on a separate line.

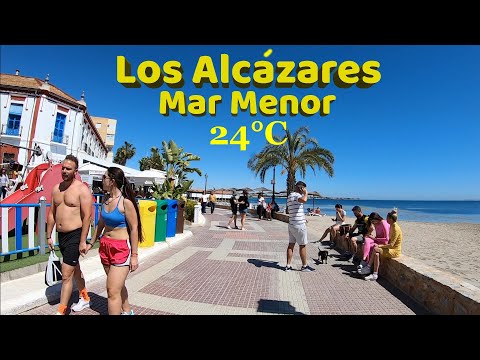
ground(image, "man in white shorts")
xmin=285 ymin=181 xmax=315 ymax=272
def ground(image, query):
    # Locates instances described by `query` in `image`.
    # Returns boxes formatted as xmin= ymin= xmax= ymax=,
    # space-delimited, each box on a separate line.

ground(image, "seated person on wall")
xmin=265 ymin=202 xmax=272 ymax=221
xmin=314 ymin=204 xmax=346 ymax=244
xmin=358 ymin=209 xmax=403 ymax=281
xmin=356 ymin=212 xmax=390 ymax=271
xmin=270 ymin=200 xmax=279 ymax=218
xmin=340 ymin=206 xmax=372 ymax=261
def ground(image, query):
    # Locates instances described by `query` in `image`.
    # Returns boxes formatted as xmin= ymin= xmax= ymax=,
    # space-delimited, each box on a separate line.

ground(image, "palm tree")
xmin=113 ymin=141 xmax=136 ymax=166
xmin=247 ymin=126 xmax=334 ymax=199
xmin=139 ymin=147 xmax=165 ymax=171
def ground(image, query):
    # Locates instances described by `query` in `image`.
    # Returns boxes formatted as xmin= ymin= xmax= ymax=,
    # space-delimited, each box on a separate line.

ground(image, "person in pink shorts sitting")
xmin=357 ymin=212 xmax=390 ymax=273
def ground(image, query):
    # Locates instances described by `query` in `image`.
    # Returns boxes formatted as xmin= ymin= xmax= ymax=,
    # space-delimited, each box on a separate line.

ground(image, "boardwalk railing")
xmin=0 ymin=198 xmax=101 ymax=257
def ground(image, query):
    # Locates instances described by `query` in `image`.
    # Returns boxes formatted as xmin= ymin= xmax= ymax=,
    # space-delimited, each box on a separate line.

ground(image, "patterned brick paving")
xmin=20 ymin=209 xmax=429 ymax=315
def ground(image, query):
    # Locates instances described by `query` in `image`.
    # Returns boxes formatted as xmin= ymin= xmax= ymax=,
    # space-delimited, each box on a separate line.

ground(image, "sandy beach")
xmin=305 ymin=215 xmax=480 ymax=289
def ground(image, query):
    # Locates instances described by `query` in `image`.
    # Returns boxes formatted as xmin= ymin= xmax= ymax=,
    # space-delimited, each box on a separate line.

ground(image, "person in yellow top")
xmin=209 ymin=191 xmax=217 ymax=214
xmin=363 ymin=209 xmax=403 ymax=281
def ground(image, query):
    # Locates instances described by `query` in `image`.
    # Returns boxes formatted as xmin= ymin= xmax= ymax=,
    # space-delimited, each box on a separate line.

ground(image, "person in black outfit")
xmin=226 ymin=192 xmax=239 ymax=229
xmin=237 ymin=190 xmax=250 ymax=230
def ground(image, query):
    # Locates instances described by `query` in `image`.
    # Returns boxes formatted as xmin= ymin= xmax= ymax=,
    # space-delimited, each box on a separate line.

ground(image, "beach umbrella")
xmin=309 ymin=190 xmax=322 ymax=208
xmin=253 ymin=186 xmax=271 ymax=195
xmin=276 ymin=190 xmax=288 ymax=198
xmin=231 ymin=187 xmax=254 ymax=195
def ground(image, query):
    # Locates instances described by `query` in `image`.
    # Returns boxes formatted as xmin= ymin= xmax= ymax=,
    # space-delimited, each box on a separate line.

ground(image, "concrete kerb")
xmin=0 ymin=230 xmax=193 ymax=315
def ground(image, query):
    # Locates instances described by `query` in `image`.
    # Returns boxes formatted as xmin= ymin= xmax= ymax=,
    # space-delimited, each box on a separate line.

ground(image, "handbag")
xmin=45 ymin=249 xmax=62 ymax=286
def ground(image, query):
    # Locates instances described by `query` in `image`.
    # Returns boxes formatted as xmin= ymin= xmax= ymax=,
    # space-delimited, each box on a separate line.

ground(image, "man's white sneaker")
xmin=227 ymin=225 xmax=232 ymax=229
xmin=71 ymin=297 xmax=90 ymax=312
xmin=365 ymin=273 xmax=378 ymax=281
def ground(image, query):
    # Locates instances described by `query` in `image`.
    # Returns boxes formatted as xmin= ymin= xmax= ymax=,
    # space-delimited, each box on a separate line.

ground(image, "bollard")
xmin=194 ymin=204 xmax=201 ymax=224
xmin=38 ymin=197 xmax=47 ymax=255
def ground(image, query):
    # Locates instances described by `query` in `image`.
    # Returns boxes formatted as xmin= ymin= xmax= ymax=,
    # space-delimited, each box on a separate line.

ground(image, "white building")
xmin=1 ymin=71 xmax=166 ymax=190
xmin=0 ymin=71 xmax=113 ymax=172
xmin=0 ymin=71 xmax=109 ymax=171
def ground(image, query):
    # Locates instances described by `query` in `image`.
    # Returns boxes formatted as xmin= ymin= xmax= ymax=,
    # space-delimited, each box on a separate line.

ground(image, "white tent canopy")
xmin=78 ymin=162 xmax=142 ymax=184
xmin=126 ymin=168 xmax=167 ymax=186
xmin=78 ymin=163 xmax=108 ymax=182
xmin=78 ymin=162 xmax=165 ymax=188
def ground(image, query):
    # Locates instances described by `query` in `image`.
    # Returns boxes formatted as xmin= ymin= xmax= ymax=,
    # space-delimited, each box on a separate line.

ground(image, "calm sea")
xmin=253 ymin=198 xmax=480 ymax=224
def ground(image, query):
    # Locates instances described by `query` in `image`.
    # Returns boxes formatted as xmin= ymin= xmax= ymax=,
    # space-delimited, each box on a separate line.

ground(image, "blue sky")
xmin=2 ymin=45 xmax=479 ymax=200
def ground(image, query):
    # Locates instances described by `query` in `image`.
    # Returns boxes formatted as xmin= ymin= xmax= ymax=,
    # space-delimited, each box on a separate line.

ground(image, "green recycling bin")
xmin=154 ymin=200 xmax=168 ymax=242
xmin=176 ymin=200 xmax=185 ymax=234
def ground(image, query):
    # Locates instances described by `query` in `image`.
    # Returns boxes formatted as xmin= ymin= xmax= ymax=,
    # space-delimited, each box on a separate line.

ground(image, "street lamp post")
xmin=271 ymin=167 xmax=276 ymax=202
xmin=204 ymin=173 xmax=208 ymax=192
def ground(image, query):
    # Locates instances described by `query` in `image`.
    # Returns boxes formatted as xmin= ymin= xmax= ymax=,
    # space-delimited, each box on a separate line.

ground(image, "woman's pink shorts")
xmin=99 ymin=235 xmax=131 ymax=266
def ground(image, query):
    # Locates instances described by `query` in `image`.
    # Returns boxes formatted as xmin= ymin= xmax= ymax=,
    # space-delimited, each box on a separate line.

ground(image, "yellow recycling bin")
xmin=138 ymin=200 xmax=157 ymax=248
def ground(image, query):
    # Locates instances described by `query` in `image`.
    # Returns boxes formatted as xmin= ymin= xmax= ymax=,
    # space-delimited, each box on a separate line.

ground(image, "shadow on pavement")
xmin=247 ymin=259 xmax=284 ymax=270
xmin=88 ymin=293 xmax=108 ymax=315
xmin=257 ymin=299 xmax=304 ymax=315
xmin=331 ymin=263 xmax=366 ymax=279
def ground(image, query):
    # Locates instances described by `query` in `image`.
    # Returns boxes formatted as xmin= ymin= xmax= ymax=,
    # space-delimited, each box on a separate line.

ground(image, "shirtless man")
xmin=46 ymin=154 xmax=92 ymax=315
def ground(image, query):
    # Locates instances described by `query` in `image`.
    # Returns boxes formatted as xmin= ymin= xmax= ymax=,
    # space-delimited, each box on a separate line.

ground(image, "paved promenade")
xmin=13 ymin=208 xmax=428 ymax=315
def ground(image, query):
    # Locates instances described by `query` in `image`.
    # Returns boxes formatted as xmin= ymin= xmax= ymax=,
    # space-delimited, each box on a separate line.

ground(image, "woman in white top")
xmin=314 ymin=204 xmax=346 ymax=244
xmin=256 ymin=193 xmax=265 ymax=220
xmin=1 ymin=168 xmax=10 ymax=200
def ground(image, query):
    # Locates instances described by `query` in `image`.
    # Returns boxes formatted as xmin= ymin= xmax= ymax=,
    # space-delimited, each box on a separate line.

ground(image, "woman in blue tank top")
xmin=87 ymin=167 xmax=144 ymax=315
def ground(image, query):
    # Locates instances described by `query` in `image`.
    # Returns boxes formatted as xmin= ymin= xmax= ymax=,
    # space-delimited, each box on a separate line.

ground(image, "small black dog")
xmin=318 ymin=249 xmax=329 ymax=264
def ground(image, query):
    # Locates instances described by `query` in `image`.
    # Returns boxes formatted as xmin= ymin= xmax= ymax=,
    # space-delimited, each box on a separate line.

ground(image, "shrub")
xmin=184 ymin=199 xmax=197 ymax=222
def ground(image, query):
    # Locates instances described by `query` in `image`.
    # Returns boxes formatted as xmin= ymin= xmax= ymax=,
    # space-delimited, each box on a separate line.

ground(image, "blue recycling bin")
xmin=166 ymin=199 xmax=178 ymax=238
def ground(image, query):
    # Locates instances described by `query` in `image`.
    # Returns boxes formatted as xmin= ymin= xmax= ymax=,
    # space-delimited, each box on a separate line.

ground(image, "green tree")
xmin=113 ymin=141 xmax=136 ymax=166
xmin=140 ymin=140 xmax=202 ymax=200
xmin=247 ymin=126 xmax=334 ymax=199
xmin=161 ymin=140 xmax=202 ymax=186
xmin=139 ymin=147 xmax=165 ymax=171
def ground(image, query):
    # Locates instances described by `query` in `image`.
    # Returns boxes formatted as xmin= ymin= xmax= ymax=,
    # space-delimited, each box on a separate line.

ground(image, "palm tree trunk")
xmin=286 ymin=172 xmax=296 ymax=214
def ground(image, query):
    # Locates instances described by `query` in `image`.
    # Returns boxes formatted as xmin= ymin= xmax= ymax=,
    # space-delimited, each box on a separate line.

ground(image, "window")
xmin=7 ymin=103 xmax=23 ymax=136
xmin=96 ymin=123 xmax=102 ymax=129
xmin=2 ymin=153 xmax=15 ymax=164
xmin=53 ymin=113 xmax=66 ymax=143
xmin=106 ymin=134 xmax=115 ymax=142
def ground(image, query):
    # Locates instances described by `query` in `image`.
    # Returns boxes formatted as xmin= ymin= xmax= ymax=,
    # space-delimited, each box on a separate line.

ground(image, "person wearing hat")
xmin=227 ymin=191 xmax=239 ymax=229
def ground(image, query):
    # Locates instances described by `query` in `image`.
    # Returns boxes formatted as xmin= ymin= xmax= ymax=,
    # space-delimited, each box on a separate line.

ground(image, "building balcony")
xmin=1 ymin=124 xmax=23 ymax=137
xmin=50 ymin=132 xmax=69 ymax=146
